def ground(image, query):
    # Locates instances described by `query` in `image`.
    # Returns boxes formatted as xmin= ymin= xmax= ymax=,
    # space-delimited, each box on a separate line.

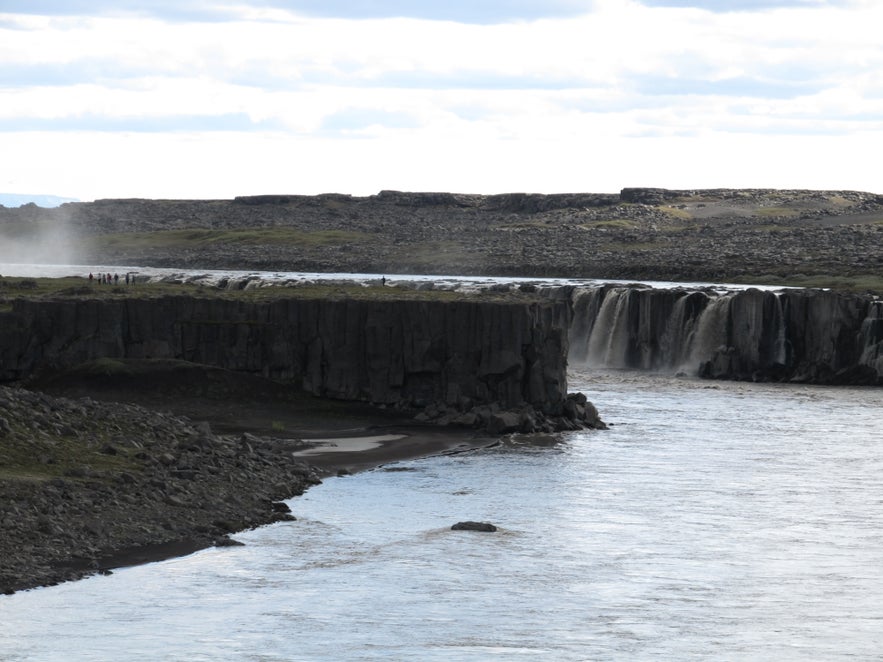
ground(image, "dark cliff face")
xmin=0 ymin=295 xmax=572 ymax=414
xmin=568 ymin=286 xmax=883 ymax=385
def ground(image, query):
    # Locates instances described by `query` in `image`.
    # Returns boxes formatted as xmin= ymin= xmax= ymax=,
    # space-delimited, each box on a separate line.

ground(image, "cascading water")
xmin=859 ymin=301 xmax=883 ymax=374
xmin=584 ymin=288 xmax=632 ymax=368
xmin=572 ymin=285 xmax=734 ymax=375
xmin=682 ymin=294 xmax=731 ymax=374
xmin=566 ymin=284 xmax=882 ymax=384
xmin=568 ymin=287 xmax=606 ymax=364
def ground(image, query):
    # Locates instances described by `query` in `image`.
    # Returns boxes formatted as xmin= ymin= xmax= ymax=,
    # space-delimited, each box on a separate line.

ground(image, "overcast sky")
xmin=1 ymin=0 xmax=881 ymax=200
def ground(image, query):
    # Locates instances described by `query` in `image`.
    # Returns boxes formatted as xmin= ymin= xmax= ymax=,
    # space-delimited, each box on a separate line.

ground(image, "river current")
xmin=2 ymin=368 xmax=882 ymax=660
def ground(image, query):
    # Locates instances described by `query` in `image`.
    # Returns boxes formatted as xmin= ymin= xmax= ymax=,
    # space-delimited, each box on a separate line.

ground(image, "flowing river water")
xmin=2 ymin=368 xmax=883 ymax=661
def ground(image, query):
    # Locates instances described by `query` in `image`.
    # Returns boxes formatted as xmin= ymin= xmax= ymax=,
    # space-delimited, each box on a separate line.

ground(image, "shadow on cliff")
xmin=27 ymin=358 xmax=415 ymax=439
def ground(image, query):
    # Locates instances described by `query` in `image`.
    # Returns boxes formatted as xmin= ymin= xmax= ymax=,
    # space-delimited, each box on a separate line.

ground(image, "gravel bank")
xmin=0 ymin=385 xmax=322 ymax=594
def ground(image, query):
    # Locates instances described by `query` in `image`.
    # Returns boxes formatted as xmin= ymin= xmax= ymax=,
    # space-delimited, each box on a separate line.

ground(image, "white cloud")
xmin=1 ymin=1 xmax=883 ymax=198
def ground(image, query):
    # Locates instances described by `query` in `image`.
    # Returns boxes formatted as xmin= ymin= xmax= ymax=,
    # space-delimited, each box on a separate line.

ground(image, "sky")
xmin=1 ymin=0 xmax=882 ymax=201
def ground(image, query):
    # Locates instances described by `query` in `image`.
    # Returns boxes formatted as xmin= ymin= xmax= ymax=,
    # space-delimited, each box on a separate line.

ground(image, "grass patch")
xmin=0 ymin=432 xmax=140 ymax=481
xmin=578 ymin=219 xmax=639 ymax=230
xmin=754 ymin=207 xmax=801 ymax=218
xmin=91 ymin=228 xmax=371 ymax=250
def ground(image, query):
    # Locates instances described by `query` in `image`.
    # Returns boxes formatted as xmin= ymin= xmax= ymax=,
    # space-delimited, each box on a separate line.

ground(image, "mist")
xmin=0 ymin=206 xmax=86 ymax=267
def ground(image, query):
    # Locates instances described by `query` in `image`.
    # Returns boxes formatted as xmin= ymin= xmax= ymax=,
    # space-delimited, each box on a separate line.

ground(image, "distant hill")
xmin=0 ymin=193 xmax=80 ymax=208
xmin=1 ymin=188 xmax=881 ymax=290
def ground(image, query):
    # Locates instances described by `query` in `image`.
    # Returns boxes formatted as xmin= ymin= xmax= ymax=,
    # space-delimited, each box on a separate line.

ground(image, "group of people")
xmin=88 ymin=272 xmax=134 ymax=286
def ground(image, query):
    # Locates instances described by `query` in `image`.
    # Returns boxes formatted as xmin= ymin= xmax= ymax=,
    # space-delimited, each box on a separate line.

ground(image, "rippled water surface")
xmin=3 ymin=371 xmax=883 ymax=661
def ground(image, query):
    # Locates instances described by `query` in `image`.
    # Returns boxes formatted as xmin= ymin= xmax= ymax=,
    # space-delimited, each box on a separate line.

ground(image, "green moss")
xmin=0 ymin=434 xmax=140 ymax=482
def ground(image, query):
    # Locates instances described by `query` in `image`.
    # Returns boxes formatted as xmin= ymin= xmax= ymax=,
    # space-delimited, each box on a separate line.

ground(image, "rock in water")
xmin=451 ymin=521 xmax=497 ymax=532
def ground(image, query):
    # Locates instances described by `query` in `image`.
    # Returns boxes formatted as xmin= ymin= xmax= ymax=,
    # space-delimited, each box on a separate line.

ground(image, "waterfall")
xmin=566 ymin=284 xmax=881 ymax=384
xmin=659 ymin=291 xmax=712 ymax=371
xmin=584 ymin=288 xmax=633 ymax=368
xmin=568 ymin=287 xmax=606 ymax=364
xmin=572 ymin=286 xmax=727 ymax=375
xmin=773 ymin=294 xmax=787 ymax=366
xmin=859 ymin=301 xmax=883 ymax=374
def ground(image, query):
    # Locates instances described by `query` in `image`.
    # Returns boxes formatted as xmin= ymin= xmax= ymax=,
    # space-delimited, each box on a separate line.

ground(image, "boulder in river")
xmin=451 ymin=521 xmax=498 ymax=532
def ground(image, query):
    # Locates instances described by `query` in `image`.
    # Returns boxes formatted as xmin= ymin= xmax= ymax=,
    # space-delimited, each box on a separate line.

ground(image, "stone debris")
xmin=0 ymin=385 xmax=321 ymax=594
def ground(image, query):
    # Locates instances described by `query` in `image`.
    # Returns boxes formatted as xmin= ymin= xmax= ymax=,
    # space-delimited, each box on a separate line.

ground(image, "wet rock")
xmin=451 ymin=521 xmax=497 ymax=532
xmin=487 ymin=411 xmax=521 ymax=435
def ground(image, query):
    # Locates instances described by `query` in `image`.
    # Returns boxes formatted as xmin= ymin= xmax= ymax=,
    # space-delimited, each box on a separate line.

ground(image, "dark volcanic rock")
xmin=451 ymin=521 xmax=498 ymax=532
xmin=0 ymin=290 xmax=606 ymax=432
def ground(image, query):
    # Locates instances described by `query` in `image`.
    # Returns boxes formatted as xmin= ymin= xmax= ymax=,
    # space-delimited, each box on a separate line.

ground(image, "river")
xmin=2 ymin=368 xmax=882 ymax=661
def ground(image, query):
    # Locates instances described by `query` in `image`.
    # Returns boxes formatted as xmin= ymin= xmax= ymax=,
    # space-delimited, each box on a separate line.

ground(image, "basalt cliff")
xmin=0 ymin=282 xmax=603 ymax=433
